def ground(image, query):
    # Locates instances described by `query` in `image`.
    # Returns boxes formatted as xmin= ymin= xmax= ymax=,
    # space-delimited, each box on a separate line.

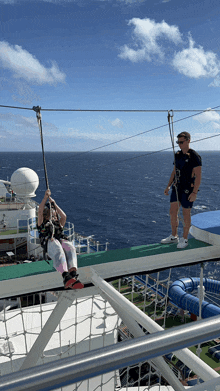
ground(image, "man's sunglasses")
xmin=176 ymin=139 xmax=188 ymax=145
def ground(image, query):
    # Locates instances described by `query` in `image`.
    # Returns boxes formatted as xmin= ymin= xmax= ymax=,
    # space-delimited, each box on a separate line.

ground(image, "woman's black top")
xmin=37 ymin=219 xmax=66 ymax=251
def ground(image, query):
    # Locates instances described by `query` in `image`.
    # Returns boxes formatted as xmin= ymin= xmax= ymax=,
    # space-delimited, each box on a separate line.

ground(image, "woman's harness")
xmin=38 ymin=219 xmax=66 ymax=252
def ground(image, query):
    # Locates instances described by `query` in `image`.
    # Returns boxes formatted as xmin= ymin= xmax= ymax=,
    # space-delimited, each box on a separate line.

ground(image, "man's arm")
xmin=192 ymin=166 xmax=202 ymax=194
xmin=188 ymin=166 xmax=202 ymax=202
xmin=164 ymin=168 xmax=175 ymax=195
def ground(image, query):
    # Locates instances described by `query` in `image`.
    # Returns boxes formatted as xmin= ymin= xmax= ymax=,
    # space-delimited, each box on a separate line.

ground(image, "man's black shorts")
xmin=170 ymin=187 xmax=193 ymax=209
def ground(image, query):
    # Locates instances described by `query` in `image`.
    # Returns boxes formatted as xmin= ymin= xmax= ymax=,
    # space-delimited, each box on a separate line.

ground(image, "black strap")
xmin=33 ymin=106 xmax=50 ymax=190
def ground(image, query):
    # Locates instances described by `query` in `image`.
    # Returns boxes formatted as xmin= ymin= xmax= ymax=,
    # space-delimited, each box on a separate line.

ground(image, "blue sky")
xmin=1 ymin=0 xmax=220 ymax=151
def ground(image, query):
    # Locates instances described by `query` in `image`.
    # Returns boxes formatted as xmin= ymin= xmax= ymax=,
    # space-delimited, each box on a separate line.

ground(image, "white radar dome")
xmin=11 ymin=167 xmax=39 ymax=198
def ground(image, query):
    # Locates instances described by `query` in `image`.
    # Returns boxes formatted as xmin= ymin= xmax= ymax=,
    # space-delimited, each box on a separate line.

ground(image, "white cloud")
xmin=213 ymin=122 xmax=220 ymax=129
xmin=119 ymin=18 xmax=182 ymax=62
xmin=96 ymin=124 xmax=106 ymax=130
xmin=0 ymin=77 xmax=38 ymax=105
xmin=0 ymin=41 xmax=66 ymax=85
xmin=209 ymin=76 xmax=220 ymax=87
xmin=120 ymin=18 xmax=220 ymax=85
xmin=110 ymin=118 xmax=123 ymax=128
xmin=67 ymin=128 xmax=127 ymax=141
xmin=172 ymin=37 xmax=220 ymax=79
xmin=193 ymin=108 xmax=220 ymax=124
xmin=192 ymin=132 xmax=220 ymax=149
xmin=0 ymin=112 xmax=58 ymax=136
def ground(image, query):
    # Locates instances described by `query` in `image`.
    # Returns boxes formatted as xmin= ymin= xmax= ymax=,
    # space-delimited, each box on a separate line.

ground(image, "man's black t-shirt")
xmin=174 ymin=148 xmax=202 ymax=191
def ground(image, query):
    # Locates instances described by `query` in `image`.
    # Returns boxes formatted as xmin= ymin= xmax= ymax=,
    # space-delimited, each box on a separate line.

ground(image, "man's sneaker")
xmin=161 ymin=235 xmax=179 ymax=244
xmin=177 ymin=238 xmax=188 ymax=249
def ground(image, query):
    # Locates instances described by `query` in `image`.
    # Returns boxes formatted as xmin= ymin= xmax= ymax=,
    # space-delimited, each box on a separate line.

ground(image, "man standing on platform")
xmin=161 ymin=131 xmax=202 ymax=249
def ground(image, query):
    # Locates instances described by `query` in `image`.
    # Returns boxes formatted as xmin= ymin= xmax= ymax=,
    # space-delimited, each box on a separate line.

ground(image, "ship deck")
xmin=0 ymin=237 xmax=219 ymax=299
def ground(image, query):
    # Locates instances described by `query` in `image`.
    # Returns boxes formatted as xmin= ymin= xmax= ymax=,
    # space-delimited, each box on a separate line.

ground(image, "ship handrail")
xmin=0 ymin=316 xmax=220 ymax=391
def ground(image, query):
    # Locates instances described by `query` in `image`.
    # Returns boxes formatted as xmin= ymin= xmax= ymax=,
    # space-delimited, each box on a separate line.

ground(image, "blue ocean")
xmin=1 ymin=151 xmax=219 ymax=251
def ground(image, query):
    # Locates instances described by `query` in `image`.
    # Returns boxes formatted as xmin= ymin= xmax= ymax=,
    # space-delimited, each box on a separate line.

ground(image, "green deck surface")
xmin=0 ymin=238 xmax=211 ymax=282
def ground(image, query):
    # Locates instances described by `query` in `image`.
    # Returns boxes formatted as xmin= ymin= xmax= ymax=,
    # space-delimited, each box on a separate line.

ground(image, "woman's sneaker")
xmin=161 ymin=235 xmax=179 ymax=244
xmin=62 ymin=272 xmax=84 ymax=290
xmin=62 ymin=272 xmax=75 ymax=289
xmin=70 ymin=278 xmax=84 ymax=290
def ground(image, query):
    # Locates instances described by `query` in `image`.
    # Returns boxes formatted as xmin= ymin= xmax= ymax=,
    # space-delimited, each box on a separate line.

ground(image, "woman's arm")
xmin=38 ymin=189 xmax=51 ymax=226
xmin=49 ymin=197 xmax=67 ymax=228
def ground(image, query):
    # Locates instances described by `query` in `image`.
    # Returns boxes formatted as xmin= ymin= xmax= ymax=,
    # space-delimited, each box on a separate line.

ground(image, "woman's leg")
xmin=61 ymin=239 xmax=78 ymax=272
xmin=47 ymin=239 xmax=68 ymax=274
xmin=61 ymin=239 xmax=83 ymax=289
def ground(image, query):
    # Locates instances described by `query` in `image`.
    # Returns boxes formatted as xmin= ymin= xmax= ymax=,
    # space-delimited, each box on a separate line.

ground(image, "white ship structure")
xmin=0 ymin=167 xmax=107 ymax=259
xmin=0 ymin=167 xmax=220 ymax=390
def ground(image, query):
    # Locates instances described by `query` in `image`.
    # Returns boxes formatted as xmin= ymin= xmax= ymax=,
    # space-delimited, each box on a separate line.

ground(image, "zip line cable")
xmin=90 ymin=132 xmax=220 ymax=171
xmin=49 ymin=104 xmax=220 ymax=156
xmin=52 ymin=103 xmax=220 ymax=154
xmin=1 ymin=104 xmax=220 ymax=113
xmin=0 ymin=103 xmax=220 ymax=173
xmin=1 ymin=124 xmax=220 ymax=185
xmin=1 ymin=103 xmax=220 ymax=156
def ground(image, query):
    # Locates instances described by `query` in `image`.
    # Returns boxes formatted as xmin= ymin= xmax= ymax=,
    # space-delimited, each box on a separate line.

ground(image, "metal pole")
xmin=98 ymin=288 xmax=185 ymax=391
xmin=90 ymin=267 xmax=219 ymax=381
xmin=198 ymin=263 xmax=205 ymax=320
xmin=1 ymin=318 xmax=220 ymax=391
xmin=196 ymin=263 xmax=205 ymax=384
xmin=20 ymin=291 xmax=75 ymax=371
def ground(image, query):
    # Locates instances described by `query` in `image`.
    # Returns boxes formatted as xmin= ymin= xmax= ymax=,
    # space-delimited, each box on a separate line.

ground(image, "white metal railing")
xmin=1 ymin=317 xmax=220 ymax=391
xmin=74 ymin=232 xmax=108 ymax=253
xmin=90 ymin=268 xmax=219 ymax=384
xmin=28 ymin=219 xmax=108 ymax=254
xmin=0 ymin=220 xmax=28 ymax=236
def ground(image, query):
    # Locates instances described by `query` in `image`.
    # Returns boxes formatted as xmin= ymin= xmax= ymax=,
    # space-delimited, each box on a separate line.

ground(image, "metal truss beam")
xmin=98 ymin=288 xmax=185 ymax=391
xmin=20 ymin=290 xmax=75 ymax=371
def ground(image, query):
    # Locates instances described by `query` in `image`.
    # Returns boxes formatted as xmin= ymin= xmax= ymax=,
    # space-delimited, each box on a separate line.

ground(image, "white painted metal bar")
xmin=1 ymin=318 xmax=220 ymax=391
xmin=90 ymin=267 xmax=220 ymax=381
xmin=20 ymin=290 xmax=75 ymax=371
xmin=199 ymin=263 xmax=204 ymax=320
xmin=197 ymin=263 xmax=205 ymax=359
xmin=191 ymin=377 xmax=220 ymax=390
xmin=99 ymin=288 xmax=185 ymax=391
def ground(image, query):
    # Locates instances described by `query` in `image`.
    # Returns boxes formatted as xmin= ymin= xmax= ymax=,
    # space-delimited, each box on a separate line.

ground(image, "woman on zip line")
xmin=37 ymin=189 xmax=84 ymax=290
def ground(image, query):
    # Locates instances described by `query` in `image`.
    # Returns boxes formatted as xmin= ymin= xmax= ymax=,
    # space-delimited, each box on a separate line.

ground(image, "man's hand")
xmin=188 ymin=192 xmax=197 ymax=202
xmin=164 ymin=186 xmax=170 ymax=196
